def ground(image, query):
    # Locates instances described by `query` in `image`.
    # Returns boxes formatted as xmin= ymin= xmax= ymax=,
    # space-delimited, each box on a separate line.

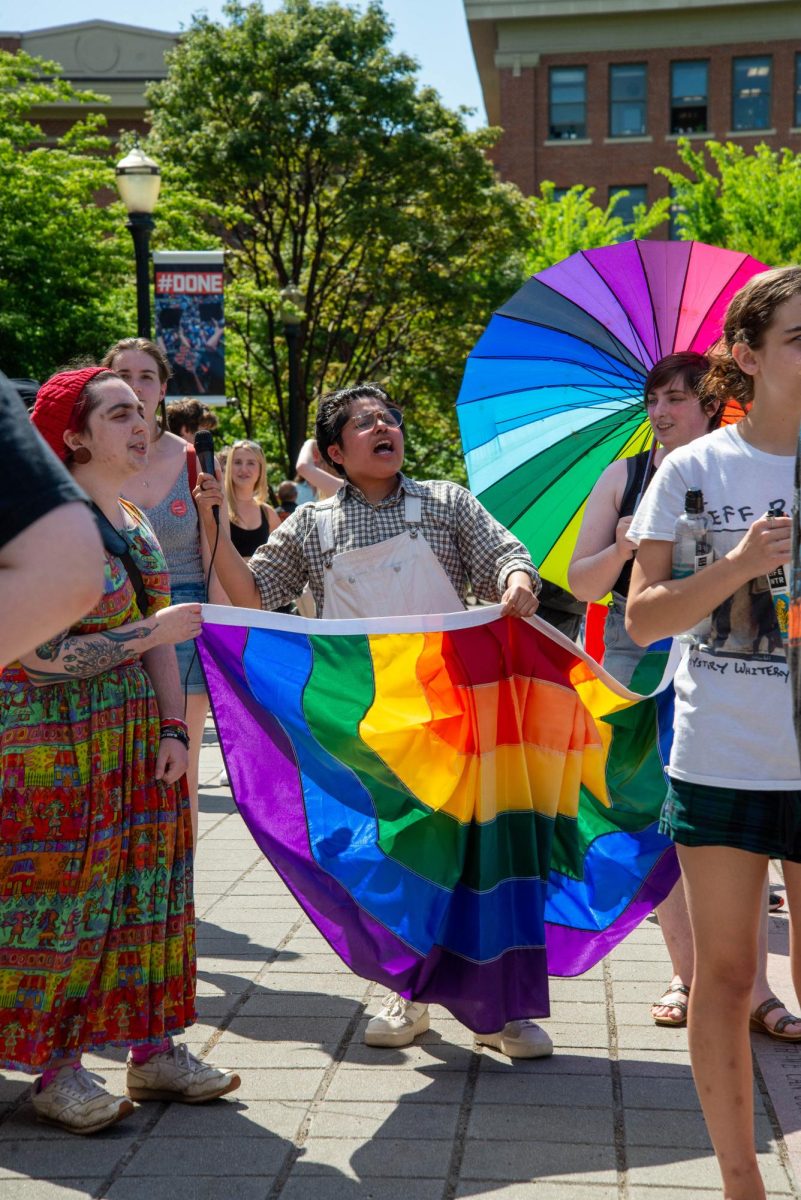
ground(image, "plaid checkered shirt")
xmin=248 ymin=473 xmax=539 ymax=614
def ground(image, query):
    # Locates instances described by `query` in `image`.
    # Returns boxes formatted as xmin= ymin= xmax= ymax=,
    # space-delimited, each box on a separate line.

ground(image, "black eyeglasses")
xmin=349 ymin=406 xmax=403 ymax=432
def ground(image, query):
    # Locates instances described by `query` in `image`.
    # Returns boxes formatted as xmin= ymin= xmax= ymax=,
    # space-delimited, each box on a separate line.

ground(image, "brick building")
xmin=464 ymin=0 xmax=801 ymax=227
xmin=1 ymin=20 xmax=177 ymax=141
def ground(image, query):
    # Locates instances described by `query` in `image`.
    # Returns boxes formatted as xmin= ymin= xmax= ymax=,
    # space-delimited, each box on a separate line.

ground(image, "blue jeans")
xmin=172 ymin=580 xmax=206 ymax=695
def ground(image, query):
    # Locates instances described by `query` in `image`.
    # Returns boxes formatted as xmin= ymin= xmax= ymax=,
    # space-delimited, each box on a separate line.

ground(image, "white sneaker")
xmin=475 ymin=1019 xmax=554 ymax=1059
xmin=364 ymin=993 xmax=430 ymax=1047
xmin=32 ymin=1065 xmax=134 ymax=1135
xmin=218 ymin=767 xmax=228 ymax=786
xmin=126 ymin=1043 xmax=241 ymax=1103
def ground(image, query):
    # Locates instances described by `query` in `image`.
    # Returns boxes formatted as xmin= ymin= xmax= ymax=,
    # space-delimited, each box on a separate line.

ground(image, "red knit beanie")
xmin=30 ymin=367 xmax=110 ymax=461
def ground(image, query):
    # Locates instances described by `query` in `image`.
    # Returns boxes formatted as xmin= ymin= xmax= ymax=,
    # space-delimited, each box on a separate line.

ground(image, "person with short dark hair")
xmin=193 ymin=382 xmax=552 ymax=1058
xmin=276 ymin=479 xmax=298 ymax=520
xmin=569 ymin=351 xmax=718 ymax=682
xmin=165 ymin=397 xmax=218 ymax=444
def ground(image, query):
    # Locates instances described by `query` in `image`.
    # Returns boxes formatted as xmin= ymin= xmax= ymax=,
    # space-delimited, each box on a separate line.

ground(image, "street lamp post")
xmin=280 ymin=282 xmax=306 ymax=469
xmin=115 ymin=145 xmax=161 ymax=339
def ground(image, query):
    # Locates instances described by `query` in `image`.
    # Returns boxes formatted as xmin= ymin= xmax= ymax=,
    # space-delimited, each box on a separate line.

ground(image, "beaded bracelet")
xmin=160 ymin=727 xmax=190 ymax=749
xmin=160 ymin=717 xmax=189 ymax=734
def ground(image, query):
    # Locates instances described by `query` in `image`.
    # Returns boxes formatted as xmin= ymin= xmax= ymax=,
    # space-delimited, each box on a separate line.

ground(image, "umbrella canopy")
xmin=457 ymin=240 xmax=767 ymax=590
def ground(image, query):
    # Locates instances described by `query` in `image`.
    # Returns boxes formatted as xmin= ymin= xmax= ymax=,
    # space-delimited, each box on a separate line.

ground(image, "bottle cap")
xmin=684 ymin=488 xmax=704 ymax=514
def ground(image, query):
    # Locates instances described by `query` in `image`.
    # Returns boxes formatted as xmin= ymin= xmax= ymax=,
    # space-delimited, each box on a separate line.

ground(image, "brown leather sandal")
xmin=749 ymin=998 xmax=801 ymax=1042
xmin=651 ymin=983 xmax=690 ymax=1027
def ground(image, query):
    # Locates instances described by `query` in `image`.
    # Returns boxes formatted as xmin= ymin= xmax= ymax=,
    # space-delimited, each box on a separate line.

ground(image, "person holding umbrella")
xmin=626 ymin=267 xmax=801 ymax=1200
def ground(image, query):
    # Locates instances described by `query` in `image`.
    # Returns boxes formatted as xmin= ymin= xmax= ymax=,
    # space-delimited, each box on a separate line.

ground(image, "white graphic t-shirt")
xmin=628 ymin=423 xmax=800 ymax=789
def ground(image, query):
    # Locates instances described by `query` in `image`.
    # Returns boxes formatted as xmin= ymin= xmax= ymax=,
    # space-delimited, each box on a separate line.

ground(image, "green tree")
xmin=526 ymin=182 xmax=669 ymax=274
xmin=658 ymin=139 xmax=801 ymax=264
xmin=0 ymin=51 xmax=133 ymax=378
xmin=0 ymin=52 xmax=219 ymax=382
xmin=147 ymin=0 xmax=528 ymax=478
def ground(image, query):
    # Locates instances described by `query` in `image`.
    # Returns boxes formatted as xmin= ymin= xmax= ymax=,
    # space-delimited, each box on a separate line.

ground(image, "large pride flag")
xmin=198 ymin=604 xmax=678 ymax=1034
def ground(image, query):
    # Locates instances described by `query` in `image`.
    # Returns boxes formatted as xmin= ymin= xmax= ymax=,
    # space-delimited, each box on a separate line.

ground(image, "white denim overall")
xmin=324 ymin=493 xmax=552 ymax=1053
xmin=316 ymin=493 xmax=463 ymax=619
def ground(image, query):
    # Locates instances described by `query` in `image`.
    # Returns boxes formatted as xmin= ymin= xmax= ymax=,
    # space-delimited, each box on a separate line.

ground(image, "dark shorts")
xmin=661 ymin=778 xmax=801 ymax=862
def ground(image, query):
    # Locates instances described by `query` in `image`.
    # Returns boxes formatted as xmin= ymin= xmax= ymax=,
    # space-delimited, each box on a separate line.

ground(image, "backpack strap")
xmin=185 ymin=444 xmax=198 ymax=500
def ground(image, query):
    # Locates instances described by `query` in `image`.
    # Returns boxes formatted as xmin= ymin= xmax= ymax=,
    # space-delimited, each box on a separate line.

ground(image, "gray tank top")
xmin=143 ymin=462 xmax=204 ymax=587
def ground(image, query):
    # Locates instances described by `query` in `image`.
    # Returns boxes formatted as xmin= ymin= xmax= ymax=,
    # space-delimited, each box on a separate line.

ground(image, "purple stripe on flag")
xmin=545 ymin=846 xmax=680 ymax=977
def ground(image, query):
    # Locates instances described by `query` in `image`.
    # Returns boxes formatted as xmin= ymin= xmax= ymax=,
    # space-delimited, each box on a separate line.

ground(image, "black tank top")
xmin=230 ymin=508 xmax=270 ymax=558
xmin=612 ymin=451 xmax=654 ymax=598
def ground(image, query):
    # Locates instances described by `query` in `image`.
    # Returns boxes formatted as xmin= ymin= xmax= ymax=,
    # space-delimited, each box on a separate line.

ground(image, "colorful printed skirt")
xmin=0 ymin=661 xmax=196 ymax=1071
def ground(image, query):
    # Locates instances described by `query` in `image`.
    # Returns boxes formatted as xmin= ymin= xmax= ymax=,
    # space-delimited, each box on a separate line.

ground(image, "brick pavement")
xmin=2 ymin=722 xmax=801 ymax=1199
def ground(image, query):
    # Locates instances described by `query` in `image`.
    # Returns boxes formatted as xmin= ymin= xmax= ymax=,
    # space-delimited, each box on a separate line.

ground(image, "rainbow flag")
xmin=198 ymin=605 xmax=677 ymax=1033
xmin=545 ymin=640 xmax=679 ymax=975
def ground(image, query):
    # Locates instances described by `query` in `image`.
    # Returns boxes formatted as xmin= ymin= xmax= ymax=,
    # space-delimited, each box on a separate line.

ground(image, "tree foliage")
xmin=658 ymin=139 xmax=801 ymax=265
xmin=526 ymin=182 xmax=669 ymax=274
xmin=0 ymin=52 xmax=224 ymax=382
xmin=0 ymin=51 xmax=133 ymax=378
xmin=147 ymin=0 xmax=528 ymax=478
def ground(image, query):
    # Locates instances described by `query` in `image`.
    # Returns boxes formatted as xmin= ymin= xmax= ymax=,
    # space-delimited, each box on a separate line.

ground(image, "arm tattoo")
xmin=35 ymin=630 xmax=69 ymax=661
xmin=30 ymin=624 xmax=154 ymax=681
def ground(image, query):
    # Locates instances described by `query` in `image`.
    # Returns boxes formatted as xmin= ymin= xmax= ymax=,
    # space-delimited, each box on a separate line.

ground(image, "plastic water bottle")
xmin=672 ymin=488 xmax=714 ymax=646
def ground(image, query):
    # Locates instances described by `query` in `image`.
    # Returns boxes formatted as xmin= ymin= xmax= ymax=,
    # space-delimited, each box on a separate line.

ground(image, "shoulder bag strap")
xmin=91 ymin=503 xmax=151 ymax=618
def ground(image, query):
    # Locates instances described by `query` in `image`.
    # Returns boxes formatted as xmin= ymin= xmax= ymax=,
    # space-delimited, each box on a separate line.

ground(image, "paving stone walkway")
xmin=2 ymin=723 xmax=801 ymax=1199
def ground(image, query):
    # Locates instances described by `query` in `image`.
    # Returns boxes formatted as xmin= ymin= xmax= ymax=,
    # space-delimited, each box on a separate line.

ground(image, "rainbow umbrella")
xmin=457 ymin=240 xmax=766 ymax=590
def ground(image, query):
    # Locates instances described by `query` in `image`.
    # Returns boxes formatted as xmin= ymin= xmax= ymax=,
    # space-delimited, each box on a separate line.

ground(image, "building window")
xmin=549 ymin=67 xmax=587 ymax=139
xmin=732 ymin=56 xmax=772 ymax=131
xmin=609 ymin=64 xmax=647 ymax=137
xmin=670 ymin=61 xmax=708 ymax=134
xmin=609 ymin=186 xmax=648 ymax=229
xmin=795 ymin=53 xmax=801 ymax=126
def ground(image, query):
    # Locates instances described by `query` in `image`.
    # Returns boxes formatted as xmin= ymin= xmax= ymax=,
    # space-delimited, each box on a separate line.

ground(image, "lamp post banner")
xmin=153 ymin=250 xmax=226 ymax=405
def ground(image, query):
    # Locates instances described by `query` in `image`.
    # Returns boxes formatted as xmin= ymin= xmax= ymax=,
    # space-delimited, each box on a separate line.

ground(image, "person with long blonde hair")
xmin=225 ymin=439 xmax=280 ymax=560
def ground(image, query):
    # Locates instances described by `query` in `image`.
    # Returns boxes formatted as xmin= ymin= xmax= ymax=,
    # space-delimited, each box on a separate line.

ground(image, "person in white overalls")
xmin=194 ymin=384 xmax=553 ymax=1058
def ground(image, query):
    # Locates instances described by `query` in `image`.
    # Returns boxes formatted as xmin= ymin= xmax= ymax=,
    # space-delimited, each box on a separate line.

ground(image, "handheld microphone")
xmin=194 ymin=429 xmax=219 ymax=526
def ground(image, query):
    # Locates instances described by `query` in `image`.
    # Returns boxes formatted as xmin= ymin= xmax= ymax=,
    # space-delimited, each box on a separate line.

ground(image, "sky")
xmin=10 ymin=0 xmax=487 ymax=126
